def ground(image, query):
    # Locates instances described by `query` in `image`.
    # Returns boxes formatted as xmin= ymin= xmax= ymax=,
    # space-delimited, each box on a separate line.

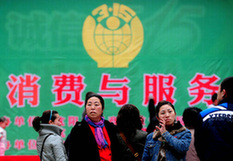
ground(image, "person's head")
xmin=85 ymin=92 xmax=105 ymax=122
xmin=0 ymin=117 xmax=8 ymax=129
xmin=117 ymin=104 xmax=142 ymax=137
xmin=155 ymin=100 xmax=176 ymax=127
xmin=32 ymin=110 xmax=61 ymax=132
xmin=217 ymin=76 xmax=233 ymax=104
xmin=182 ymin=107 xmax=202 ymax=129
xmin=211 ymin=93 xmax=218 ymax=105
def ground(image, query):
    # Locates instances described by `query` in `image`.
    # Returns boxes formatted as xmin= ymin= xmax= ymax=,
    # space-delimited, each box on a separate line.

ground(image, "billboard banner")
xmin=0 ymin=0 xmax=233 ymax=155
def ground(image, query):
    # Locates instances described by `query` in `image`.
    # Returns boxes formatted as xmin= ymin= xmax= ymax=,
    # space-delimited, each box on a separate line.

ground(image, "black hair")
xmin=84 ymin=92 xmax=105 ymax=110
xmin=211 ymin=93 xmax=217 ymax=102
xmin=155 ymin=100 xmax=175 ymax=117
xmin=220 ymin=76 xmax=233 ymax=99
xmin=117 ymin=104 xmax=143 ymax=138
xmin=0 ymin=117 xmax=7 ymax=122
xmin=148 ymin=98 xmax=156 ymax=122
xmin=182 ymin=107 xmax=202 ymax=129
xmin=32 ymin=110 xmax=58 ymax=132
xmin=81 ymin=91 xmax=95 ymax=119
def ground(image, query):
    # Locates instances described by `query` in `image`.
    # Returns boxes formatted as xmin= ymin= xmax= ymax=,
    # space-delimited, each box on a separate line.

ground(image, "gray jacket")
xmin=36 ymin=124 xmax=68 ymax=161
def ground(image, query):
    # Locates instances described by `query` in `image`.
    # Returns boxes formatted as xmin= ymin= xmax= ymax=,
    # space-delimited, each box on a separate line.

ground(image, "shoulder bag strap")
xmin=40 ymin=133 xmax=53 ymax=161
xmin=119 ymin=132 xmax=142 ymax=161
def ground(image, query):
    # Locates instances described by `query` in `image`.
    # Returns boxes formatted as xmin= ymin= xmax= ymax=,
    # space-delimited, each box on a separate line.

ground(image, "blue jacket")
xmin=142 ymin=124 xmax=191 ymax=161
xmin=195 ymin=100 xmax=233 ymax=161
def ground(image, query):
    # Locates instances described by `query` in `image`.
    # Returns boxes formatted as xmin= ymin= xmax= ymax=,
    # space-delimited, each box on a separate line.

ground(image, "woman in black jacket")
xmin=66 ymin=92 xmax=120 ymax=161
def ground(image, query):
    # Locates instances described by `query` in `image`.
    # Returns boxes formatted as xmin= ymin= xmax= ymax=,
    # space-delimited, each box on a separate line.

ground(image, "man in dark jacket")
xmin=195 ymin=76 xmax=233 ymax=161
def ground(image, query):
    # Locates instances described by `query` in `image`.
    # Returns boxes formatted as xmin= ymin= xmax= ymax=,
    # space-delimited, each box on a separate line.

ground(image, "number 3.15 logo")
xmin=82 ymin=3 xmax=144 ymax=68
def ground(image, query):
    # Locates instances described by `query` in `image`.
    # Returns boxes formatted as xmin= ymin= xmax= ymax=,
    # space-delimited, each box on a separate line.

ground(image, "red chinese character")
xmin=143 ymin=74 xmax=176 ymax=106
xmin=188 ymin=73 xmax=219 ymax=106
xmin=14 ymin=116 xmax=25 ymax=127
xmin=6 ymin=74 xmax=40 ymax=107
xmin=141 ymin=115 xmax=146 ymax=126
xmin=60 ymin=116 xmax=65 ymax=126
xmin=68 ymin=116 xmax=79 ymax=127
xmin=176 ymin=116 xmax=184 ymax=126
xmin=52 ymin=74 xmax=86 ymax=106
xmin=6 ymin=141 xmax=11 ymax=150
xmin=98 ymin=74 xmax=130 ymax=106
xmin=14 ymin=139 xmax=25 ymax=150
xmin=27 ymin=116 xmax=35 ymax=127
xmin=27 ymin=139 xmax=37 ymax=150
xmin=108 ymin=116 xmax=116 ymax=125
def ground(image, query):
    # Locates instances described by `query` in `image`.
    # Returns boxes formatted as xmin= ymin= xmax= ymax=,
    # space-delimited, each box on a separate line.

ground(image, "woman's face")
xmin=50 ymin=113 xmax=62 ymax=126
xmin=86 ymin=97 xmax=103 ymax=122
xmin=158 ymin=104 xmax=176 ymax=126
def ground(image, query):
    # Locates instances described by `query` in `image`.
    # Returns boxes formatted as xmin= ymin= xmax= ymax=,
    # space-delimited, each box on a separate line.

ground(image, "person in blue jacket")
xmin=142 ymin=100 xmax=191 ymax=161
xmin=195 ymin=76 xmax=233 ymax=161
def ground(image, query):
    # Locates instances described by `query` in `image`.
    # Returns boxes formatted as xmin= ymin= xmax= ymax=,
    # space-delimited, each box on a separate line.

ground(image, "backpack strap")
xmin=40 ymin=133 xmax=53 ymax=161
xmin=119 ymin=132 xmax=142 ymax=161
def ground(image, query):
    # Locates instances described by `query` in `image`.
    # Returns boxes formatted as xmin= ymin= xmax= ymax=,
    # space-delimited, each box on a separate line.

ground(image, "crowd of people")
xmin=1 ymin=76 xmax=232 ymax=161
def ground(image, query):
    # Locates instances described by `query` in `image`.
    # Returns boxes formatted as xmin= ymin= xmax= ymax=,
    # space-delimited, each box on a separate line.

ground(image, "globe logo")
xmin=82 ymin=3 xmax=144 ymax=68
xmin=94 ymin=15 xmax=132 ymax=56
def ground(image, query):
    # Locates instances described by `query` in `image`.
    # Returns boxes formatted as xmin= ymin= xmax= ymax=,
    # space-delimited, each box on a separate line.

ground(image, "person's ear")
xmin=48 ymin=120 xmax=53 ymax=124
xmin=222 ymin=89 xmax=227 ymax=98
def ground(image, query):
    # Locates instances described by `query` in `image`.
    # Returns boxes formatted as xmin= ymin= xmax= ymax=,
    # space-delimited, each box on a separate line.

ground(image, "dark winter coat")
xmin=67 ymin=119 xmax=120 ymax=161
xmin=195 ymin=99 xmax=233 ymax=161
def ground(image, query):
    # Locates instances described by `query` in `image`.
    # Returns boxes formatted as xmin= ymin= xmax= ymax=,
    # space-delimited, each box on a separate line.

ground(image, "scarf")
xmin=85 ymin=115 xmax=108 ymax=149
xmin=152 ymin=121 xmax=186 ymax=161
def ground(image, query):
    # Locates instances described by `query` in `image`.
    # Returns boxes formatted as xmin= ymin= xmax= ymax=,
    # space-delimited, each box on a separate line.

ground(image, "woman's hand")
xmin=155 ymin=118 xmax=167 ymax=134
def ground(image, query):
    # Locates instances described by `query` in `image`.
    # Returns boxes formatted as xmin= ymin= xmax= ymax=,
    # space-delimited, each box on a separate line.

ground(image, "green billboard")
xmin=0 ymin=0 xmax=233 ymax=155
